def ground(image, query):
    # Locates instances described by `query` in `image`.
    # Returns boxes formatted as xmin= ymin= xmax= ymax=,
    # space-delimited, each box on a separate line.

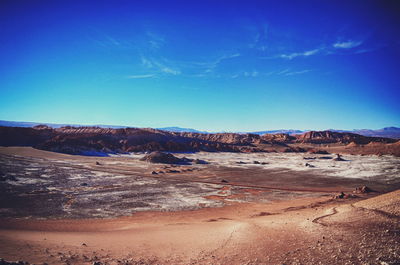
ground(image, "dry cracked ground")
xmin=0 ymin=147 xmax=399 ymax=264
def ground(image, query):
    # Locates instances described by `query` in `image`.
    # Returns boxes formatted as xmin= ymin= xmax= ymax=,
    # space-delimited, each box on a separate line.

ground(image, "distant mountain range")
xmin=250 ymin=129 xmax=305 ymax=135
xmin=156 ymin=126 xmax=208 ymax=134
xmin=1 ymin=120 xmax=399 ymax=139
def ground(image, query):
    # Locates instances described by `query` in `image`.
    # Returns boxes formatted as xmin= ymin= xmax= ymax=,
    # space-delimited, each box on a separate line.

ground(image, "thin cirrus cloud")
xmin=127 ymin=74 xmax=155 ymax=79
xmin=278 ymin=48 xmax=320 ymax=60
xmin=140 ymin=56 xmax=181 ymax=76
xmin=284 ymin=69 xmax=312 ymax=76
xmin=277 ymin=39 xmax=365 ymax=60
xmin=333 ymin=40 xmax=363 ymax=49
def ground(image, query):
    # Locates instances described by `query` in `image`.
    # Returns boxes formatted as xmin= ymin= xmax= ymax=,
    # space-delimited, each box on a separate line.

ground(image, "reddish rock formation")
xmin=296 ymin=131 xmax=395 ymax=144
xmin=0 ymin=126 xmax=399 ymax=156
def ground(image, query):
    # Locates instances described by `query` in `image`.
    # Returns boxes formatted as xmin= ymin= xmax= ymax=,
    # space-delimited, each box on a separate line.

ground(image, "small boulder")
xmin=334 ymin=192 xmax=345 ymax=199
xmin=333 ymin=154 xmax=346 ymax=161
xmin=305 ymin=163 xmax=315 ymax=168
xmin=353 ymin=186 xmax=374 ymax=194
xmin=166 ymin=169 xmax=180 ymax=173
xmin=193 ymin=159 xmax=209 ymax=164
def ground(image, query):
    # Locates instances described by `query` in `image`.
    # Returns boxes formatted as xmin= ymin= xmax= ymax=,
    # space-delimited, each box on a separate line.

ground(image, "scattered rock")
xmin=318 ymin=156 xmax=333 ymax=160
xmin=236 ymin=161 xmax=247 ymax=164
xmin=80 ymin=183 xmax=88 ymax=186
xmin=193 ymin=159 xmax=209 ymax=164
xmin=309 ymin=150 xmax=330 ymax=154
xmin=303 ymin=157 xmax=316 ymax=160
xmin=353 ymin=186 xmax=374 ymax=194
xmin=166 ymin=169 xmax=180 ymax=173
xmin=221 ymin=179 xmax=229 ymax=183
xmin=334 ymin=192 xmax=357 ymax=199
xmin=305 ymin=163 xmax=315 ymax=168
xmin=334 ymin=192 xmax=345 ymax=199
xmin=253 ymin=161 xmax=260 ymax=164
xmin=334 ymin=154 xmax=346 ymax=161
xmin=95 ymin=161 xmax=101 ymax=165
xmin=0 ymin=175 xmax=17 ymax=181
xmin=151 ymin=171 xmax=158 ymax=175
xmin=0 ymin=259 xmax=30 ymax=265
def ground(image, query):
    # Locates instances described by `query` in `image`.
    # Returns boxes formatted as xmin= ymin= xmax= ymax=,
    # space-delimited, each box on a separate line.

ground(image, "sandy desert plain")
xmin=0 ymin=144 xmax=400 ymax=264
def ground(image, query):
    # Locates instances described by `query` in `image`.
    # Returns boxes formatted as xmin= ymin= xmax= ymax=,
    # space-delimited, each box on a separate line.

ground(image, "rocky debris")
xmin=309 ymin=149 xmax=330 ymax=154
xmin=334 ymin=192 xmax=357 ymax=199
xmin=166 ymin=169 xmax=180 ymax=173
xmin=283 ymin=147 xmax=306 ymax=153
xmin=318 ymin=156 xmax=333 ymax=159
xmin=192 ymin=158 xmax=208 ymax=164
xmin=80 ymin=183 xmax=88 ymax=186
xmin=95 ymin=161 xmax=101 ymax=165
xmin=221 ymin=179 xmax=229 ymax=183
xmin=253 ymin=160 xmax=260 ymax=164
xmin=0 ymin=259 xmax=30 ymax=265
xmin=353 ymin=186 xmax=374 ymax=194
xmin=0 ymin=175 xmax=17 ymax=181
xmin=236 ymin=161 xmax=247 ymax=164
xmin=334 ymin=192 xmax=346 ymax=199
xmin=140 ymin=151 xmax=189 ymax=164
xmin=151 ymin=171 xmax=158 ymax=175
xmin=305 ymin=163 xmax=315 ymax=168
xmin=303 ymin=157 xmax=316 ymax=160
xmin=334 ymin=154 xmax=346 ymax=161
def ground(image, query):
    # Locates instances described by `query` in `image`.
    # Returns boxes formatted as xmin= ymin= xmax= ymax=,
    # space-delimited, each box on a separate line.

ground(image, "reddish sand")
xmin=0 ymin=147 xmax=399 ymax=264
xmin=1 ymin=192 xmax=400 ymax=264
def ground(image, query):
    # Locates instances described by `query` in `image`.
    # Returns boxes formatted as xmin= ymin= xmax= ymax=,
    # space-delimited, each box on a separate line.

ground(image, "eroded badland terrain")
xmin=0 ymin=125 xmax=400 ymax=264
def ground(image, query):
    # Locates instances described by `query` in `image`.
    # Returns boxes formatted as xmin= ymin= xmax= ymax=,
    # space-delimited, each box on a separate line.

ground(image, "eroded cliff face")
xmin=0 ymin=125 xmax=398 ymax=155
xmin=296 ymin=130 xmax=396 ymax=144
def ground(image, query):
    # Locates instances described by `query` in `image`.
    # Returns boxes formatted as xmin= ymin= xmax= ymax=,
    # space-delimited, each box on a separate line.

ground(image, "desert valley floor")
xmin=0 ymin=147 xmax=399 ymax=264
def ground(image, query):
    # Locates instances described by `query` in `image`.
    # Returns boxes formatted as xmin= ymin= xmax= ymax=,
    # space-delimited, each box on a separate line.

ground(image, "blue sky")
xmin=1 ymin=0 xmax=400 ymax=132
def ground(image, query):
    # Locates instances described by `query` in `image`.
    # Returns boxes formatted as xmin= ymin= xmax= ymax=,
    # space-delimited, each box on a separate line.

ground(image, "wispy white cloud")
xmin=146 ymin=31 xmax=165 ymax=50
xmin=284 ymin=69 xmax=312 ymax=76
xmin=160 ymin=67 xmax=181 ymax=75
xmin=278 ymin=48 xmax=320 ymax=60
xmin=127 ymin=74 xmax=155 ymax=79
xmin=276 ymin=68 xmax=290 ymax=75
xmin=243 ymin=71 xmax=259 ymax=77
xmin=140 ymin=56 xmax=181 ymax=76
xmin=333 ymin=40 xmax=363 ymax=49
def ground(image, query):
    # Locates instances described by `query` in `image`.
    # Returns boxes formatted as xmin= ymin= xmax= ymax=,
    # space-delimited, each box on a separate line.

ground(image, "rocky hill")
xmin=0 ymin=125 xmax=398 ymax=155
xmin=296 ymin=131 xmax=396 ymax=144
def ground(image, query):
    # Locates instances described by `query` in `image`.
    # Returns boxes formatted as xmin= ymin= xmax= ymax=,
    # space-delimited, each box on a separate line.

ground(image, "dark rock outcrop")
xmin=140 ymin=151 xmax=188 ymax=164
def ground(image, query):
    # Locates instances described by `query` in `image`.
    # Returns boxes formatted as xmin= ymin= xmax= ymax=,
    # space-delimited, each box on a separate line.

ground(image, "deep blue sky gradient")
xmin=1 ymin=0 xmax=399 ymax=131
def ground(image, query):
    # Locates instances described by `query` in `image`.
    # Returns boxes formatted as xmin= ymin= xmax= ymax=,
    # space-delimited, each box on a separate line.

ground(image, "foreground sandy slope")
xmin=0 ymin=190 xmax=399 ymax=265
xmin=0 ymin=147 xmax=399 ymax=264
